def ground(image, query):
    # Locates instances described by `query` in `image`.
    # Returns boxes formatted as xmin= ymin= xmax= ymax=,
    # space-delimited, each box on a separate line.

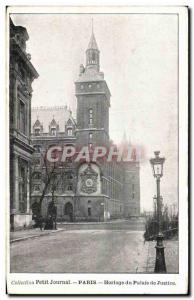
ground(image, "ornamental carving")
xmin=80 ymin=164 xmax=98 ymax=194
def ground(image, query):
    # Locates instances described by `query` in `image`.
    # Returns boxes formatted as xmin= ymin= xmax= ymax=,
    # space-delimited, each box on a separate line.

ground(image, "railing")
xmin=144 ymin=227 xmax=178 ymax=241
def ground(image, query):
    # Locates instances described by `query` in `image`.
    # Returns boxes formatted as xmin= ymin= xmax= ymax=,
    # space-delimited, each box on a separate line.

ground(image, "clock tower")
xmin=75 ymin=28 xmax=111 ymax=148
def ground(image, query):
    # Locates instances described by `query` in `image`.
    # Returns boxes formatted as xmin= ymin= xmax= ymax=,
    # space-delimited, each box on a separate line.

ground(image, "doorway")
xmin=64 ymin=202 xmax=73 ymax=222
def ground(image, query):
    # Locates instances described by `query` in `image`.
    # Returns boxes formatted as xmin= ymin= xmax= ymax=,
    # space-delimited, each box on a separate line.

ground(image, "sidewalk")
xmin=10 ymin=228 xmax=64 ymax=243
xmin=146 ymin=240 xmax=179 ymax=273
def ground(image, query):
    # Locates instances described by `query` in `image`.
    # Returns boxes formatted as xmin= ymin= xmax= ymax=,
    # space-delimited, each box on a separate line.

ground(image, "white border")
xmin=5 ymin=5 xmax=188 ymax=295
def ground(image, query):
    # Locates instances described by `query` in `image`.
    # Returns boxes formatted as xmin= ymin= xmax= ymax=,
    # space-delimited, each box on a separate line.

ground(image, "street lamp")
xmin=150 ymin=151 xmax=166 ymax=273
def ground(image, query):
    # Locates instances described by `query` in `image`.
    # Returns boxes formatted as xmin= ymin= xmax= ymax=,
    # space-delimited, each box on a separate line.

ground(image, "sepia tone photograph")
xmin=6 ymin=5 xmax=188 ymax=295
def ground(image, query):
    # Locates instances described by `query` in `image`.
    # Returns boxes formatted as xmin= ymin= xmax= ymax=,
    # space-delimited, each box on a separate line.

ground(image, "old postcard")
xmin=6 ymin=6 xmax=188 ymax=295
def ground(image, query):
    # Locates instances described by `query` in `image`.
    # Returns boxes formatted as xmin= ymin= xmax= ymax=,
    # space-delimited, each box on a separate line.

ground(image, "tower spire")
xmin=86 ymin=20 xmax=100 ymax=71
xmin=91 ymin=18 xmax=93 ymax=34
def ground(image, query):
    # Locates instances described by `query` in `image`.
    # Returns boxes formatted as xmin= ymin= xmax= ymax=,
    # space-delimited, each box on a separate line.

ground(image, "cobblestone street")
xmin=10 ymin=226 xmax=178 ymax=273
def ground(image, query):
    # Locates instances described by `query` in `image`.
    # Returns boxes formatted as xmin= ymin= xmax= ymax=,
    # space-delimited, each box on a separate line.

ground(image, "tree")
xmin=31 ymin=150 xmax=61 ymax=225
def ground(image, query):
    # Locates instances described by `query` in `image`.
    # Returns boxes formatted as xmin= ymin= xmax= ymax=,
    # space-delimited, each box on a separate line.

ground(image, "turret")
xmin=86 ymin=30 xmax=100 ymax=72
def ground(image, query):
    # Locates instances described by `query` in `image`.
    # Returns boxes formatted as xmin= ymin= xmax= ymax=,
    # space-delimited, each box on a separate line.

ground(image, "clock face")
xmin=85 ymin=178 xmax=94 ymax=187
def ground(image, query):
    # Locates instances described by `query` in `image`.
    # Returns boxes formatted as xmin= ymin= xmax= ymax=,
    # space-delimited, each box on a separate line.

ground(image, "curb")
xmin=10 ymin=229 xmax=66 ymax=244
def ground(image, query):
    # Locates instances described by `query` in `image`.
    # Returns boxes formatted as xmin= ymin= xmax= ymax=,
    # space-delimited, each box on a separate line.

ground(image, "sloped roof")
xmin=33 ymin=118 xmax=41 ymax=128
xmin=87 ymin=32 xmax=99 ymax=51
xmin=31 ymin=106 xmax=76 ymax=133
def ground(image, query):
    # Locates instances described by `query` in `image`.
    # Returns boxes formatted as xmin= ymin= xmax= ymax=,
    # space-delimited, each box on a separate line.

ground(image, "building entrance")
xmin=64 ymin=202 xmax=73 ymax=222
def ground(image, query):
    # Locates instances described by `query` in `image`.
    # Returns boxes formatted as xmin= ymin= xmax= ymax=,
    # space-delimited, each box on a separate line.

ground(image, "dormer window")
xmin=33 ymin=118 xmax=43 ymax=136
xmin=49 ymin=117 xmax=58 ymax=136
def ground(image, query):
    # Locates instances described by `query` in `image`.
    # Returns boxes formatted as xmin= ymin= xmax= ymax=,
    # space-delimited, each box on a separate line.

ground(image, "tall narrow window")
xmin=89 ymin=132 xmax=93 ymax=139
xmin=51 ymin=128 xmax=56 ymax=136
xmin=89 ymin=108 xmax=93 ymax=125
xmin=67 ymin=128 xmax=73 ymax=136
xmin=19 ymin=164 xmax=27 ymax=213
xmin=19 ymin=100 xmax=26 ymax=134
xmin=88 ymin=207 xmax=92 ymax=216
xmin=35 ymin=128 xmax=40 ymax=136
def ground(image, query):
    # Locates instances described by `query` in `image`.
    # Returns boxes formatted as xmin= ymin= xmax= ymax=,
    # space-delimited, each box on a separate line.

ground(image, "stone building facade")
xmin=31 ymin=30 xmax=140 ymax=221
xmin=9 ymin=19 xmax=39 ymax=230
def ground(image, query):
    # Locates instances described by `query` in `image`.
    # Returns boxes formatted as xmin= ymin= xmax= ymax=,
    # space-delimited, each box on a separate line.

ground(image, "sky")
xmin=11 ymin=13 xmax=178 ymax=212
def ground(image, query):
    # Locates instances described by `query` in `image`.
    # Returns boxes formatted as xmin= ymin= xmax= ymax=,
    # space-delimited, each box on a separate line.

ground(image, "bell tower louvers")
xmin=75 ymin=27 xmax=111 ymax=148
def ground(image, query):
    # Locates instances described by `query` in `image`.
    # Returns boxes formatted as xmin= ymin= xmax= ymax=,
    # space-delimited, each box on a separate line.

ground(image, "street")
xmin=11 ymin=229 xmax=149 ymax=273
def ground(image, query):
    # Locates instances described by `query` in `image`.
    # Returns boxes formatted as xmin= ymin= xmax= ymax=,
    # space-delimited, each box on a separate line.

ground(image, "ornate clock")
xmin=80 ymin=164 xmax=98 ymax=194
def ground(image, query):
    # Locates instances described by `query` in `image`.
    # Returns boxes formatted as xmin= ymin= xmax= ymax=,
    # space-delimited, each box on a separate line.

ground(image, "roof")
xmin=87 ymin=32 xmax=99 ymax=51
xmin=10 ymin=18 xmax=29 ymax=41
xmin=31 ymin=106 xmax=76 ymax=133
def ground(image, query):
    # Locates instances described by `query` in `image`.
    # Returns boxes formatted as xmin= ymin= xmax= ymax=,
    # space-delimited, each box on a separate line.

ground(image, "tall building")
xmin=31 ymin=28 xmax=140 ymax=221
xmin=9 ymin=19 xmax=39 ymax=230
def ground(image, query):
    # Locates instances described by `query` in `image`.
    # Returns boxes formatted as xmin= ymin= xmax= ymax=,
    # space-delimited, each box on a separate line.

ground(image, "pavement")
xmin=10 ymin=222 xmax=178 ymax=274
xmin=10 ymin=228 xmax=65 ymax=243
xmin=10 ymin=219 xmax=145 ymax=242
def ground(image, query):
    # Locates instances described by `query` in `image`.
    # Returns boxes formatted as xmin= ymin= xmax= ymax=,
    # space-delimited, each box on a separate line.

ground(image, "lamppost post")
xmin=150 ymin=151 xmax=167 ymax=273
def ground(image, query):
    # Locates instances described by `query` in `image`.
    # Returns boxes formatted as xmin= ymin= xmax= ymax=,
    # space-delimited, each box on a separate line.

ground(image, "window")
xmin=89 ymin=133 xmax=93 ymax=139
xmin=89 ymin=143 xmax=93 ymax=149
xmin=51 ymin=128 xmax=56 ymax=136
xmin=66 ymin=173 xmax=73 ymax=180
xmin=19 ymin=100 xmax=26 ymax=134
xmin=132 ymin=184 xmax=135 ymax=192
xmin=35 ymin=128 xmax=40 ymax=136
xmin=66 ymin=157 xmax=72 ymax=163
xmin=88 ymin=207 xmax=92 ymax=216
xmin=132 ymin=192 xmax=135 ymax=199
xmin=92 ymin=52 xmax=96 ymax=62
xmin=89 ymin=108 xmax=93 ymax=125
xmin=34 ymin=145 xmax=41 ymax=153
xmin=33 ymin=172 xmax=41 ymax=180
xmin=67 ymin=185 xmax=73 ymax=191
xmin=33 ymin=158 xmax=41 ymax=166
xmin=34 ymin=184 xmax=40 ymax=192
xmin=67 ymin=128 xmax=73 ymax=136
xmin=19 ymin=164 xmax=27 ymax=213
